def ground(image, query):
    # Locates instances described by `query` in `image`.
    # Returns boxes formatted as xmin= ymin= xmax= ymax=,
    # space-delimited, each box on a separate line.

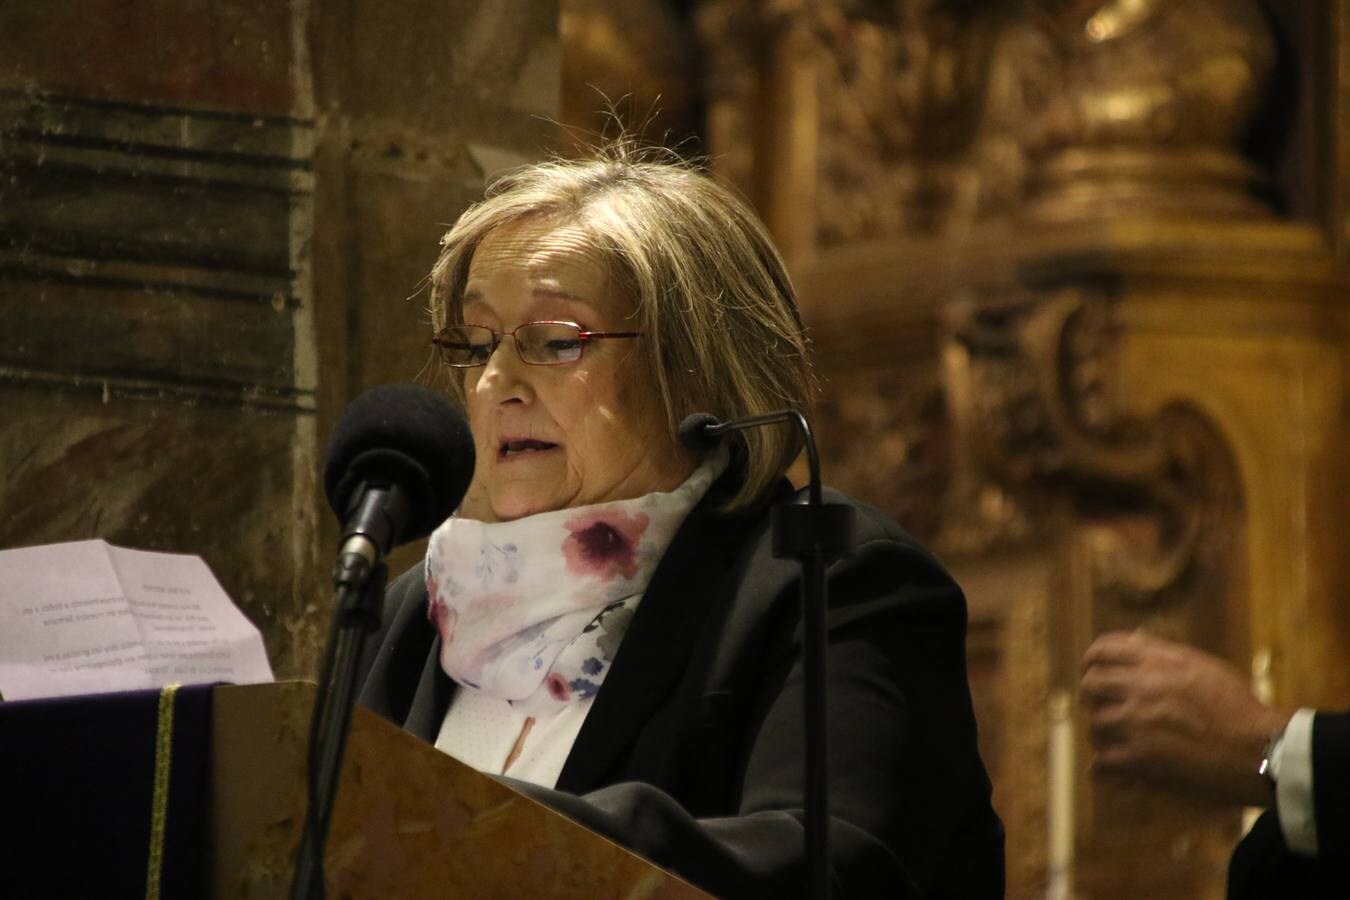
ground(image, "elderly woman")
xmin=356 ymin=147 xmax=1004 ymax=898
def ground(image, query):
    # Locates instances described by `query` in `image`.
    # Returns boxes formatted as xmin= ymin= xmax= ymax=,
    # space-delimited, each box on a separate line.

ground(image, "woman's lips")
xmin=498 ymin=438 xmax=559 ymax=461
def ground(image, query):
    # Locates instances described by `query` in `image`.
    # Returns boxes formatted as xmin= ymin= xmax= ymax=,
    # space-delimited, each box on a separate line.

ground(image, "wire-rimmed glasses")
xmin=431 ymin=321 xmax=641 ymax=367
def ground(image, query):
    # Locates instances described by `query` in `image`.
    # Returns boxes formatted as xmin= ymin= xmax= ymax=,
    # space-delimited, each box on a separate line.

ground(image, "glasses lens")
xmin=516 ymin=322 xmax=583 ymax=364
xmin=435 ymin=325 xmax=494 ymax=366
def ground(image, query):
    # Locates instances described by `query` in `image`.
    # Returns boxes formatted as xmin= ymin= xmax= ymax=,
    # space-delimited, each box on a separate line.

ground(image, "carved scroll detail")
xmin=947 ymin=288 xmax=1233 ymax=608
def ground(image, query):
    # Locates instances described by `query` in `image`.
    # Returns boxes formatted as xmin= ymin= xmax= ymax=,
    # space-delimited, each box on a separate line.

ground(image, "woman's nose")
xmin=472 ymin=335 xmax=533 ymax=405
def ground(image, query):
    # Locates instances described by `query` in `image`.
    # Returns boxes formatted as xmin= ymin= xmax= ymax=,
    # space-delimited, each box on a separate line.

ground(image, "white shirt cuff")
xmin=1274 ymin=707 xmax=1318 ymax=856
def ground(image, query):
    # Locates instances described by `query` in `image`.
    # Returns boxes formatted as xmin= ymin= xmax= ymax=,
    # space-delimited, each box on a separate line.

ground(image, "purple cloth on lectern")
xmin=0 ymin=684 xmax=214 ymax=898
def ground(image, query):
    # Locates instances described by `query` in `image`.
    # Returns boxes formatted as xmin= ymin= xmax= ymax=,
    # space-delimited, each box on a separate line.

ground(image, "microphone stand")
xmin=702 ymin=412 xmax=855 ymax=900
xmin=289 ymin=547 xmax=388 ymax=900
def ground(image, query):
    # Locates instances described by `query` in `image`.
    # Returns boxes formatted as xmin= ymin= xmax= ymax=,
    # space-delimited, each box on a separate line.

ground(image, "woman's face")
xmin=456 ymin=216 xmax=697 ymax=522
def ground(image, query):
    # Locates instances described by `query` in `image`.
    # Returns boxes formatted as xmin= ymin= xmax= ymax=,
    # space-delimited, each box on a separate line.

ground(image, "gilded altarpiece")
xmin=698 ymin=1 xmax=1350 ymax=897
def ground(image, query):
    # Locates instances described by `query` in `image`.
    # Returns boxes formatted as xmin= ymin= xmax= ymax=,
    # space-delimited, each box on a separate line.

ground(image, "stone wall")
xmin=0 ymin=1 xmax=558 ymax=676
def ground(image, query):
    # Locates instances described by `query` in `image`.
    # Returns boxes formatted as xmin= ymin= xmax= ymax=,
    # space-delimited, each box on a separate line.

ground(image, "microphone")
xmin=678 ymin=411 xmax=821 ymax=505
xmin=322 ymin=384 xmax=475 ymax=581
xmin=678 ymin=408 xmax=851 ymax=900
xmin=292 ymin=385 xmax=474 ymax=900
xmin=677 ymin=412 xmax=725 ymax=454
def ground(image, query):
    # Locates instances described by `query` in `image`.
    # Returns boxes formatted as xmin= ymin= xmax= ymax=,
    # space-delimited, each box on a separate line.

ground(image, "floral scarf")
xmin=424 ymin=450 xmax=726 ymax=717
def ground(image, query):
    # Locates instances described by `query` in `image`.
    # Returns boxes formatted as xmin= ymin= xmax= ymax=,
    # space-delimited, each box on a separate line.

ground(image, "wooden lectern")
xmin=212 ymin=681 xmax=710 ymax=898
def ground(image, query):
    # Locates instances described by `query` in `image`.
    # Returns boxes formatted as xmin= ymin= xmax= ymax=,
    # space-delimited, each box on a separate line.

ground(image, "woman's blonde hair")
xmin=428 ymin=143 xmax=817 ymax=512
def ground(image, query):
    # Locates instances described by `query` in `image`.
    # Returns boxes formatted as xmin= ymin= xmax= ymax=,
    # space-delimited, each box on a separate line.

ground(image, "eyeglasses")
xmin=431 ymin=321 xmax=642 ymax=368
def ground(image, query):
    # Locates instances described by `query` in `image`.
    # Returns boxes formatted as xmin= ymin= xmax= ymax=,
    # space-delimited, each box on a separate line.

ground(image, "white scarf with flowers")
xmin=424 ymin=451 xmax=725 ymax=718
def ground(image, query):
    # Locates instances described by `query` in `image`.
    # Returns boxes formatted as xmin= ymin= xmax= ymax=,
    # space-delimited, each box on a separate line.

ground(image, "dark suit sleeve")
xmin=1228 ymin=711 xmax=1350 ymax=899
xmin=507 ymin=533 xmax=1004 ymax=900
xmin=1311 ymin=711 xmax=1350 ymax=856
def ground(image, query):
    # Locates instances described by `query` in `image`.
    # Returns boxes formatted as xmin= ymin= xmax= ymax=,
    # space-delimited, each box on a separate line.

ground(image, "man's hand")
xmin=1080 ymin=630 xmax=1292 ymax=807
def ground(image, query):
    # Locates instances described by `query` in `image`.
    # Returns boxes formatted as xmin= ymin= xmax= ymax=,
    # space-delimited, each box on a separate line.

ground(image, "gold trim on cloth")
xmin=145 ymin=682 xmax=181 ymax=900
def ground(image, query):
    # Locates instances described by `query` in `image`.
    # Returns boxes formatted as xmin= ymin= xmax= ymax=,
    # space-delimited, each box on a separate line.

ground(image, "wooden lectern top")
xmin=211 ymin=681 xmax=711 ymax=899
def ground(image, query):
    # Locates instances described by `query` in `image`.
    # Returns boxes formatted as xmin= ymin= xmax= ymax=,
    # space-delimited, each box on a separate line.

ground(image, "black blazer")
xmin=1228 ymin=711 xmax=1350 ymax=899
xmin=356 ymin=480 xmax=1005 ymax=899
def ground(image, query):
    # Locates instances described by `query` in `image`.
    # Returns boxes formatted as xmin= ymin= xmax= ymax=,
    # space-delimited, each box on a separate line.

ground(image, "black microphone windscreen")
xmin=678 ymin=412 xmax=724 ymax=453
xmin=323 ymin=384 xmax=475 ymax=543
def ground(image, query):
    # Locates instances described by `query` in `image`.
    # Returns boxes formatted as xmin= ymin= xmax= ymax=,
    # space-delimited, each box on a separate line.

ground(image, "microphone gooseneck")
xmin=677 ymin=408 xmax=852 ymax=900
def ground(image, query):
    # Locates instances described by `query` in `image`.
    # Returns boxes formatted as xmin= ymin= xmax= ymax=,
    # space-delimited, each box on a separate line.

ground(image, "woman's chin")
xmin=488 ymin=490 xmax=564 ymax=522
